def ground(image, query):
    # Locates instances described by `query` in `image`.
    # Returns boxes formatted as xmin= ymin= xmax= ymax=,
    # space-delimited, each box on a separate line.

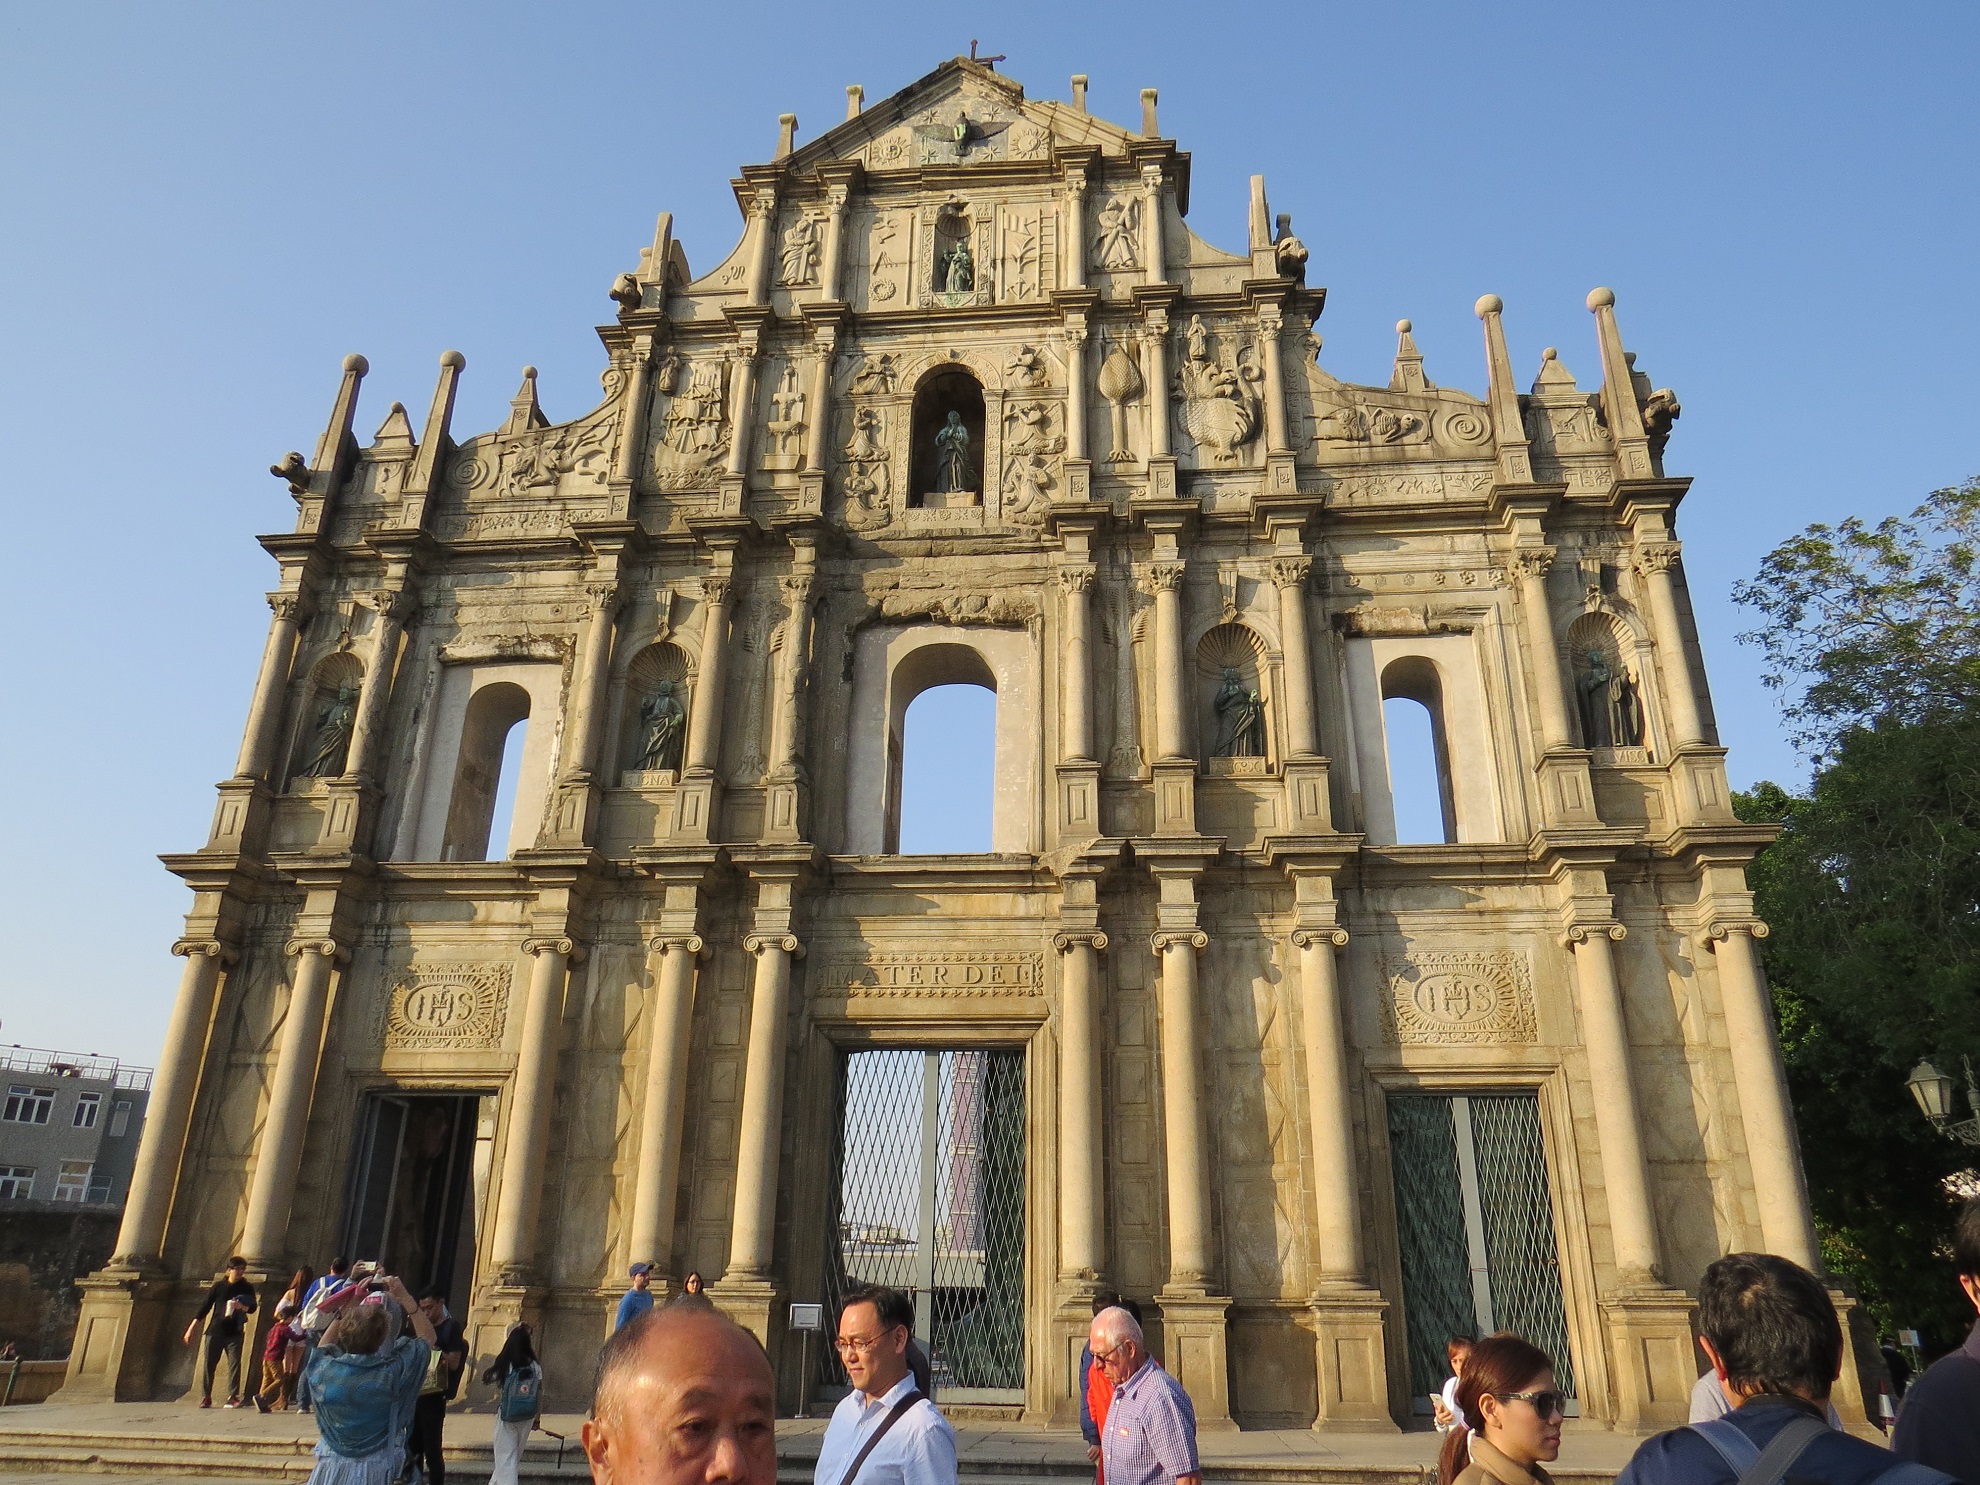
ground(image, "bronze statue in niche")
xmin=299 ymin=684 xmax=359 ymax=777
xmin=634 ymin=681 xmax=688 ymax=771
xmin=1212 ymin=667 xmax=1266 ymax=757
xmin=1576 ymin=650 xmax=1642 ymax=748
xmin=909 ymin=368 xmax=985 ymax=506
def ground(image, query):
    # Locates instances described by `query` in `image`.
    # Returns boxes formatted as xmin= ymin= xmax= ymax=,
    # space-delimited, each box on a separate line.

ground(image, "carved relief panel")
xmin=1380 ymin=947 xmax=1538 ymax=1045
xmin=382 ymin=962 xmax=512 ymax=1051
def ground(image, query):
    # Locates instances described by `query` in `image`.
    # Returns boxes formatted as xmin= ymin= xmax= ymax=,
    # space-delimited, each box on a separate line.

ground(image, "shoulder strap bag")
xmin=837 ymin=1390 xmax=928 ymax=1485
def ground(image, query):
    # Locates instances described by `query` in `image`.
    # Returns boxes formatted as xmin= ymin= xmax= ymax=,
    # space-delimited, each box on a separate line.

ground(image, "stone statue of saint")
xmin=635 ymin=680 xmax=688 ymax=771
xmin=933 ymin=411 xmax=973 ymax=493
xmin=1576 ymin=650 xmax=1642 ymax=748
xmin=1212 ymin=666 xmax=1266 ymax=757
xmin=941 ymin=237 xmax=974 ymax=294
xmin=300 ymin=684 xmax=359 ymax=777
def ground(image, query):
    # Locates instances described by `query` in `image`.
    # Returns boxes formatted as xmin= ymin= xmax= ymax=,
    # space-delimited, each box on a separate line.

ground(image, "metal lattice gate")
xmin=819 ymin=1049 xmax=1025 ymax=1404
xmin=1387 ymin=1092 xmax=1576 ymax=1407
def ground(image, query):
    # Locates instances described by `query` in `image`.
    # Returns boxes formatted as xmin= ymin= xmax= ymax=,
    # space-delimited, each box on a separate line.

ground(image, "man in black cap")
xmin=615 ymin=1263 xmax=656 ymax=1332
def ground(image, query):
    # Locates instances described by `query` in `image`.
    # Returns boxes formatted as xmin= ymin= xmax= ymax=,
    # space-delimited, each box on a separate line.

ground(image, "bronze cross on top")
xmin=969 ymin=40 xmax=1006 ymax=69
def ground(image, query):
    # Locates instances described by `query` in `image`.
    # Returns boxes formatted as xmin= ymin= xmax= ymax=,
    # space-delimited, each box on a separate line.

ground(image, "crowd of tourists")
xmin=172 ymin=1195 xmax=1980 ymax=1485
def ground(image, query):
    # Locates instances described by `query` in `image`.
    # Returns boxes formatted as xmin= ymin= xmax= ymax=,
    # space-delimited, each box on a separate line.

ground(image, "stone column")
xmin=611 ymin=335 xmax=656 ymax=490
xmin=1060 ymin=567 xmax=1096 ymax=762
xmin=1053 ymin=931 xmax=1107 ymax=1280
xmin=240 ymin=939 xmax=341 ymax=1267
xmin=802 ymin=329 xmax=836 ymax=478
xmin=818 ymin=184 xmax=851 ymax=301
xmin=1291 ymin=928 xmax=1361 ymax=1281
xmin=1063 ymin=320 xmax=1088 ymax=466
xmin=1152 ymin=929 xmax=1213 ymax=1288
xmin=1144 ymin=311 xmax=1172 ymax=460
xmin=1564 ymin=924 xmax=1662 ymax=1282
xmin=113 ymin=940 xmax=231 ymax=1264
xmin=1259 ymin=304 xmax=1290 ymax=453
xmin=726 ymin=933 xmax=802 ymax=1282
xmin=1707 ymin=922 xmax=1819 ymax=1269
xmin=235 ymin=594 xmax=305 ymax=780
xmin=489 ymin=938 xmax=576 ymax=1279
xmin=724 ymin=352 xmax=762 ymax=482
xmin=561 ymin=583 xmax=622 ymax=781
xmin=1148 ymin=562 xmax=1188 ymax=761
xmin=744 ymin=189 xmax=777 ymax=306
xmin=343 ymin=592 xmax=410 ymax=780
xmin=625 ymin=935 xmax=703 ymax=1271
xmin=1272 ymin=557 xmax=1318 ymax=757
xmin=1140 ymin=164 xmax=1166 ymax=286
xmin=1512 ymin=547 xmax=1573 ymax=751
xmin=768 ymin=573 xmax=815 ymax=776
xmin=1635 ymin=542 xmax=1707 ymax=748
xmin=684 ymin=576 xmax=735 ymax=774
xmin=1062 ymin=165 xmax=1088 ymax=290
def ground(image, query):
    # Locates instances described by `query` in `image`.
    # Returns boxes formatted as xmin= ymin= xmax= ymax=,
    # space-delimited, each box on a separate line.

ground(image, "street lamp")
xmin=1906 ymin=1057 xmax=1980 ymax=1146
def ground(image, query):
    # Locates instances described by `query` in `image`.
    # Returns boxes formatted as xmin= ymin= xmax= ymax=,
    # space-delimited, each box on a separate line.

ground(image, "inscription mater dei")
xmin=814 ymin=948 xmax=1044 ymax=997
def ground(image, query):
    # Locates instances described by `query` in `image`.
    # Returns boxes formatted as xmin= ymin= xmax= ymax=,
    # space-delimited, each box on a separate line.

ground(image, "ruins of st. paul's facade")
xmin=61 ymin=59 xmax=1853 ymax=1431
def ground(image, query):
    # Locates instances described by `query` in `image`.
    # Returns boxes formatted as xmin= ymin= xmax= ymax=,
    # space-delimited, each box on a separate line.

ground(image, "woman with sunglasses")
xmin=1436 ymin=1333 xmax=1565 ymax=1485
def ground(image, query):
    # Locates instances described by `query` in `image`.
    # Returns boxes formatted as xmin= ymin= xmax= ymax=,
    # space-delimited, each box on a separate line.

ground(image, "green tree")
xmin=1734 ymin=477 xmax=1980 ymax=1347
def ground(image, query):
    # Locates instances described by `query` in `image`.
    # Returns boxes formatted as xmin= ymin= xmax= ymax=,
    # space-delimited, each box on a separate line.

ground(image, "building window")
xmin=3 ymin=1085 xmax=54 ymax=1124
xmin=0 ymin=1166 xmax=32 ymax=1199
xmin=109 ymin=1101 xmax=132 ymax=1138
xmin=1379 ymin=657 xmax=1457 ymax=845
xmin=52 ymin=1161 xmax=93 ymax=1202
xmin=73 ymin=1091 xmax=102 ymax=1129
xmin=442 ymin=681 xmax=533 ymax=861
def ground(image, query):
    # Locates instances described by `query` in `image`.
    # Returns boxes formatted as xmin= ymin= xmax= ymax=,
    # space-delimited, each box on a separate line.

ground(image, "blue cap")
xmin=629 ymin=1262 xmax=653 ymax=1277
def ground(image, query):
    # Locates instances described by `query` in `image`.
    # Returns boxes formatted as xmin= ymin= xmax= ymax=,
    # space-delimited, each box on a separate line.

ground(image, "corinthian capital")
xmin=779 ymin=573 xmax=815 ymax=604
xmin=267 ymin=592 xmax=306 ymax=624
xmin=1058 ymin=566 xmax=1095 ymax=595
xmin=584 ymin=580 xmax=623 ymax=615
xmin=700 ymin=576 xmax=735 ymax=608
xmin=1270 ymin=557 xmax=1312 ymax=591
xmin=1511 ymin=547 xmax=1556 ymax=582
xmin=1633 ymin=542 xmax=1682 ymax=576
xmin=1141 ymin=562 xmax=1186 ymax=594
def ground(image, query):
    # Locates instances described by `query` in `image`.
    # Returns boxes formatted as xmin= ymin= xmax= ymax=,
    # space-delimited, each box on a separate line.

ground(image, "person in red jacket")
xmin=1081 ymin=1294 xmax=1145 ymax=1482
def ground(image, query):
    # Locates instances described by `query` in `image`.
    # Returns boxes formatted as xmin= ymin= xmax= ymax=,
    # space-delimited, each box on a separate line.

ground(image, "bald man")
xmin=583 ymin=1306 xmax=778 ymax=1485
xmin=1089 ymin=1307 xmax=1199 ymax=1485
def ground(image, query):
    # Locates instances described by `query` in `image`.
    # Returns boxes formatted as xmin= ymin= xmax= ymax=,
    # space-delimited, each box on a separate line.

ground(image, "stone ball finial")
xmin=1587 ymin=286 xmax=1616 ymax=311
xmin=522 ymin=365 xmax=538 ymax=380
xmin=1542 ymin=347 xmax=1558 ymax=360
xmin=1474 ymin=294 xmax=1503 ymax=318
xmin=389 ymin=400 xmax=406 ymax=414
xmin=1396 ymin=319 xmax=1412 ymax=334
xmin=440 ymin=349 xmax=466 ymax=369
xmin=343 ymin=353 xmax=369 ymax=375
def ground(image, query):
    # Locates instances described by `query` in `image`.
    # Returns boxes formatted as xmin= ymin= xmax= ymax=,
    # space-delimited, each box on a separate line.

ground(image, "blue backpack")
xmin=497 ymin=1362 xmax=541 ymax=1423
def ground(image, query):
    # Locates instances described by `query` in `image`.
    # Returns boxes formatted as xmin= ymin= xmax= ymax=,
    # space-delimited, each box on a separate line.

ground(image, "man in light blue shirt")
xmin=814 ymin=1285 xmax=956 ymax=1485
xmin=614 ymin=1263 xmax=655 ymax=1331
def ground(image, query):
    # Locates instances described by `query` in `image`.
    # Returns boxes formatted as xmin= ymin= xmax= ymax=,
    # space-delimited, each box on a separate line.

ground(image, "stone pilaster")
xmin=674 ymin=562 xmax=735 ymax=841
xmin=765 ymin=546 xmax=817 ymax=842
xmin=547 ymin=579 xmax=625 ymax=845
xmin=625 ymin=932 xmax=703 ymax=1272
xmin=489 ymin=936 xmax=581 ymax=1282
xmin=234 ymin=592 xmax=306 ymax=782
xmin=240 ymin=938 xmax=345 ymax=1268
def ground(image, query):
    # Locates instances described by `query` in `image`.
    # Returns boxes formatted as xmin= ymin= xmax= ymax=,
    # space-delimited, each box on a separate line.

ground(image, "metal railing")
xmin=0 ymin=1046 xmax=152 ymax=1091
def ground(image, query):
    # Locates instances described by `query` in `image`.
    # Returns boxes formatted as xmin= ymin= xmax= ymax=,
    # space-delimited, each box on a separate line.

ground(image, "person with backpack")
xmin=1617 ymin=1253 xmax=1957 ymax=1485
xmin=481 ymin=1324 xmax=541 ymax=1485
xmin=296 ymin=1258 xmax=355 ymax=1414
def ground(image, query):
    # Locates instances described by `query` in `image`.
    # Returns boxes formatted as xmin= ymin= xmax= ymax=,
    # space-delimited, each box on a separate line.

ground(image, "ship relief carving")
xmin=1381 ymin=948 xmax=1537 ymax=1045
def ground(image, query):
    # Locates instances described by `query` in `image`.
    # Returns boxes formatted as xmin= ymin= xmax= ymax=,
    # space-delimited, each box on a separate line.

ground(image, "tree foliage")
xmin=1734 ymin=478 xmax=1980 ymax=1347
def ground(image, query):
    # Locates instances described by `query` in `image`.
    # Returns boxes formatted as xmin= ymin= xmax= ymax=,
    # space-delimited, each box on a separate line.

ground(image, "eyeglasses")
xmin=1495 ymin=1390 xmax=1567 ymax=1420
xmin=833 ymin=1331 xmax=898 ymax=1356
xmin=1091 ymin=1341 xmax=1133 ymax=1364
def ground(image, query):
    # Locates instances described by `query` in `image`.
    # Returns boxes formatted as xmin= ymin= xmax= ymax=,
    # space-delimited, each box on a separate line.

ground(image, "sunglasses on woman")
xmin=1496 ymin=1389 xmax=1568 ymax=1420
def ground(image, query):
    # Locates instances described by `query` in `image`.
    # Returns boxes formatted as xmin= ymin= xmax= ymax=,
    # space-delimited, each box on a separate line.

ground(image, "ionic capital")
xmin=1058 ymin=566 xmax=1096 ymax=595
xmin=1141 ymin=562 xmax=1186 ymax=594
xmin=1699 ymin=919 xmax=1769 ymax=949
xmin=1290 ymin=927 xmax=1349 ymax=951
xmin=1634 ymin=541 xmax=1682 ymax=577
xmin=1511 ymin=546 xmax=1557 ymax=582
xmin=1561 ymin=922 xmax=1628 ymax=948
xmin=522 ymin=936 xmax=586 ymax=964
xmin=648 ymin=933 xmax=706 ymax=957
xmin=743 ymin=933 xmax=805 ymax=959
xmin=173 ymin=937 xmax=239 ymax=965
xmin=1051 ymin=930 xmax=1109 ymax=954
xmin=283 ymin=938 xmax=345 ymax=963
xmin=1150 ymin=929 xmax=1209 ymax=953
xmin=1270 ymin=557 xmax=1312 ymax=591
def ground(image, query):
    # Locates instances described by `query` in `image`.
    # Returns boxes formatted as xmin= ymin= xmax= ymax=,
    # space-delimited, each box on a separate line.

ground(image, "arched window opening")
xmin=442 ymin=681 xmax=532 ymax=861
xmin=909 ymin=368 xmax=986 ymax=508
xmin=290 ymin=651 xmax=364 ymax=784
xmin=1380 ymin=658 xmax=1456 ymax=845
xmin=894 ymin=685 xmax=997 ymax=853
xmin=884 ymin=643 xmax=998 ymax=854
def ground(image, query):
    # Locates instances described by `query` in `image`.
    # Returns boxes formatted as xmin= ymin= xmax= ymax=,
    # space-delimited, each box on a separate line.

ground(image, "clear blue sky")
xmin=2 ymin=3 xmax=1975 ymax=1063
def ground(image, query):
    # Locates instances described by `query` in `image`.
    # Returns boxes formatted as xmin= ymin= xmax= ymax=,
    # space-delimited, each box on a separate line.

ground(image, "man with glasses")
xmin=815 ymin=1285 xmax=956 ymax=1485
xmin=1617 ymin=1253 xmax=1955 ymax=1484
xmin=1088 ymin=1308 xmax=1199 ymax=1485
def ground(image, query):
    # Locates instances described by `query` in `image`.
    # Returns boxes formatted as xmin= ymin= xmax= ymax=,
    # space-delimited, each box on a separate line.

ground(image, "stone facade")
xmin=60 ymin=58 xmax=1855 ymax=1431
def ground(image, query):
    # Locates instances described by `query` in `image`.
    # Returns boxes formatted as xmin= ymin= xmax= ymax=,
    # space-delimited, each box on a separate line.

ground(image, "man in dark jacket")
xmin=403 ymin=1287 xmax=467 ymax=1485
xmin=1892 ymin=1197 xmax=1980 ymax=1482
xmin=182 ymin=1255 xmax=257 ymax=1408
xmin=1617 ymin=1253 xmax=1954 ymax=1485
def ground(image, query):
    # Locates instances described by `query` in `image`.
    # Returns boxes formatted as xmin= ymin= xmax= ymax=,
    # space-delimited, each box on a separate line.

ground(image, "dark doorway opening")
xmin=342 ymin=1093 xmax=485 ymax=1313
